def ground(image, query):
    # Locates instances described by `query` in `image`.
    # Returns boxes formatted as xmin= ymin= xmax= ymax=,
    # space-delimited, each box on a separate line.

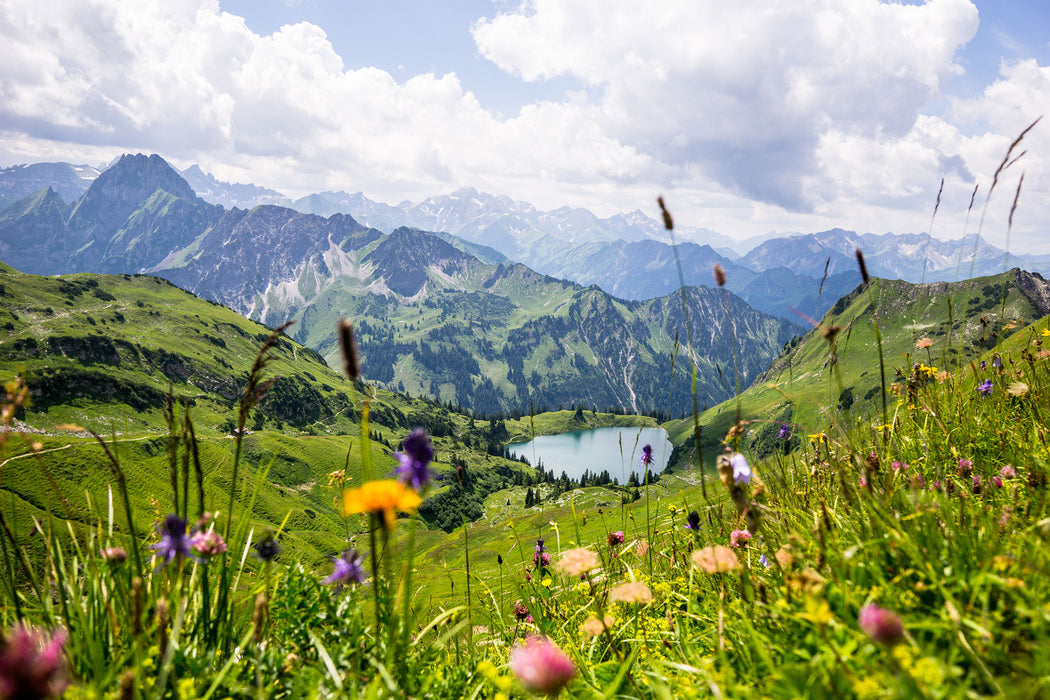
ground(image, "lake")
xmin=506 ymin=426 xmax=673 ymax=482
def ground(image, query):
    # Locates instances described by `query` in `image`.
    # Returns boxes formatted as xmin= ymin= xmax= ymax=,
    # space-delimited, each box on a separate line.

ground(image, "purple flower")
xmin=759 ymin=553 xmax=770 ymax=567
xmin=253 ymin=533 xmax=281 ymax=562
xmin=685 ymin=510 xmax=701 ymax=531
xmin=509 ymin=636 xmax=576 ymax=696
xmin=992 ymin=475 xmax=1003 ymax=489
xmin=980 ymin=360 xmax=987 ymax=371
xmin=977 ymin=379 xmax=993 ymax=397
xmin=514 ymin=602 xmax=529 ymax=621
xmin=395 ymin=429 xmax=434 ymax=491
xmin=151 ymin=515 xmax=191 ymax=569
xmin=1000 ymin=465 xmax=1017 ymax=479
xmin=777 ymin=425 xmax=791 ymax=440
xmin=858 ymin=604 xmax=905 ymax=646
xmin=323 ymin=550 xmax=365 ymax=589
xmin=641 ymin=444 xmax=654 ymax=467
xmin=190 ymin=530 xmax=227 ymax=560
xmin=958 ymin=458 xmax=973 ymax=474
xmin=730 ymin=453 xmax=751 ymax=484
xmin=607 ymin=531 xmax=625 ymax=546
xmin=0 ymin=625 xmax=69 ymax=699
xmin=532 ymin=539 xmax=550 ymax=567
xmin=534 ymin=539 xmax=546 ymax=554
xmin=993 ymin=355 xmax=1002 ymax=369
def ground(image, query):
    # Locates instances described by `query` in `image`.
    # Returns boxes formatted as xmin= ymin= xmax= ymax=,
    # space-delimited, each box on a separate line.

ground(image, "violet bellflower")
xmin=151 ymin=515 xmax=192 ymax=569
xmin=730 ymin=453 xmax=752 ymax=484
xmin=685 ymin=510 xmax=701 ymax=531
xmin=396 ymin=428 xmax=434 ymax=491
xmin=977 ymin=379 xmax=994 ymax=397
xmin=641 ymin=444 xmax=654 ymax=467
xmin=323 ymin=550 xmax=366 ymax=589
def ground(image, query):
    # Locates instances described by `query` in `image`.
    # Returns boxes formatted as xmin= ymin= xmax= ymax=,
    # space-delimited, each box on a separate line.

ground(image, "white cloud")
xmin=473 ymin=0 xmax=981 ymax=210
xmin=0 ymin=0 xmax=1045 ymax=250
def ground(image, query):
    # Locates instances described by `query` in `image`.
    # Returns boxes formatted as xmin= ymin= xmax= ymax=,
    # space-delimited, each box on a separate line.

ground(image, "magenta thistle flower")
xmin=958 ymin=458 xmax=973 ymax=474
xmin=509 ymin=636 xmax=576 ymax=695
xmin=607 ymin=531 xmax=625 ymax=546
xmin=858 ymin=604 xmax=905 ymax=646
xmin=395 ymin=428 xmax=434 ymax=491
xmin=190 ymin=530 xmax=227 ymax=560
xmin=730 ymin=453 xmax=751 ymax=484
xmin=151 ymin=514 xmax=191 ymax=568
xmin=514 ymin=601 xmax=529 ymax=621
xmin=992 ymin=475 xmax=1003 ymax=489
xmin=0 ymin=624 xmax=69 ymax=699
xmin=323 ymin=550 xmax=366 ymax=589
xmin=977 ymin=379 xmax=994 ymax=397
xmin=1000 ymin=465 xmax=1017 ymax=479
xmin=730 ymin=529 xmax=752 ymax=548
xmin=640 ymin=444 xmax=654 ymax=467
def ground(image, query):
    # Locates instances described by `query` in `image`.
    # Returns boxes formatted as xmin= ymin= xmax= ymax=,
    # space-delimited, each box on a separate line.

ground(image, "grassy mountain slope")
xmin=666 ymin=268 xmax=1050 ymax=463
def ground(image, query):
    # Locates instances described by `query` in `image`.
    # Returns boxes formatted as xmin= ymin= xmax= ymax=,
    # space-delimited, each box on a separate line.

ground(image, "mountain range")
xmin=3 ymin=159 xmax=1046 ymax=324
xmin=0 ymin=154 xmax=802 ymax=415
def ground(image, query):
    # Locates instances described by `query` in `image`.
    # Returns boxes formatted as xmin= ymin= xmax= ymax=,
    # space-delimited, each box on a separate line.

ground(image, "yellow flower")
xmin=342 ymin=479 xmax=421 ymax=531
xmin=808 ymin=432 xmax=827 ymax=443
xmin=1042 ymin=328 xmax=1050 ymax=338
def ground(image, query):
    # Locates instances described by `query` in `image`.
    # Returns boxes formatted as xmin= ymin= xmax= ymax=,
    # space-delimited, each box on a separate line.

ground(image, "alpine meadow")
xmin=2 ymin=1 xmax=1050 ymax=698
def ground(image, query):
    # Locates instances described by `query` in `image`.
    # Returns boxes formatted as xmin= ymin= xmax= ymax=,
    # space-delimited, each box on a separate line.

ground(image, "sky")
xmin=1 ymin=0 xmax=1048 ymax=251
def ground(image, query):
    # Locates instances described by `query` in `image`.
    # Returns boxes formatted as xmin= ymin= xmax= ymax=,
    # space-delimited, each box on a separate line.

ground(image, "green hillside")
xmin=666 ymin=268 xmax=1050 ymax=464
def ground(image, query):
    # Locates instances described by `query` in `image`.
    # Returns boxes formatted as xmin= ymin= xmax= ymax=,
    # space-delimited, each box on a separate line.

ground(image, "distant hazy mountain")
xmin=179 ymin=164 xmax=292 ymax=210
xmin=0 ymin=162 xmax=100 ymax=211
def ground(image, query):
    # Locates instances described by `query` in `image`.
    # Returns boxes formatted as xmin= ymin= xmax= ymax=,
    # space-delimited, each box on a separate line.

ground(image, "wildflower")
xmin=640 ymin=444 xmax=654 ymax=467
xmin=509 ymin=636 xmax=576 ymax=696
xmin=808 ymin=432 xmax=827 ymax=443
xmin=915 ymin=337 xmax=933 ymax=349
xmin=730 ymin=453 xmax=751 ymax=484
xmin=858 ymin=604 xmax=905 ymax=646
xmin=151 ymin=515 xmax=191 ymax=569
xmin=0 ymin=625 xmax=69 ymax=699
xmin=977 ymin=379 xmax=994 ymax=397
xmin=980 ymin=360 xmax=987 ymax=371
xmin=972 ymin=474 xmax=983 ymax=493
xmin=101 ymin=546 xmax=127 ymax=564
xmin=342 ymin=479 xmax=422 ymax=531
xmin=1007 ymin=381 xmax=1030 ymax=396
xmin=190 ymin=530 xmax=227 ymax=560
xmin=992 ymin=476 xmax=1003 ymax=489
xmin=554 ymin=548 xmax=600 ymax=577
xmin=498 ymin=554 xmax=503 ymax=566
xmin=514 ymin=602 xmax=529 ymax=621
xmin=993 ymin=355 xmax=1002 ymax=369
xmin=774 ymin=545 xmax=795 ymax=568
xmin=777 ymin=425 xmax=791 ymax=440
xmin=910 ymin=473 xmax=925 ymax=490
xmin=957 ymin=459 xmax=973 ymax=475
xmin=759 ymin=553 xmax=770 ymax=567
xmin=635 ymin=540 xmax=649 ymax=557
xmin=1043 ymin=329 xmax=1050 ymax=338
xmin=609 ymin=581 xmax=653 ymax=604
xmin=253 ymin=533 xmax=281 ymax=562
xmin=537 ymin=552 xmax=551 ymax=567
xmin=692 ymin=545 xmax=739 ymax=574
xmin=607 ymin=531 xmax=625 ymax=546
xmin=684 ymin=510 xmax=701 ymax=531
xmin=579 ymin=615 xmax=614 ymax=638
xmin=891 ymin=461 xmax=904 ymax=472
xmin=395 ymin=428 xmax=434 ymax=491
xmin=323 ymin=550 xmax=365 ymax=589
xmin=730 ymin=529 xmax=751 ymax=548
xmin=1000 ymin=465 xmax=1017 ymax=479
